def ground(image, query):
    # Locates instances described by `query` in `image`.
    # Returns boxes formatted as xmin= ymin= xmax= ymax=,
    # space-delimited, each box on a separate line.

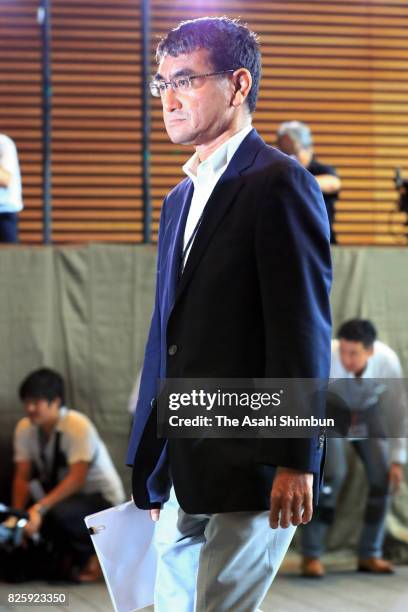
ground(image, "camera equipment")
xmin=0 ymin=503 xmax=28 ymax=551
xmin=395 ymin=168 xmax=408 ymax=214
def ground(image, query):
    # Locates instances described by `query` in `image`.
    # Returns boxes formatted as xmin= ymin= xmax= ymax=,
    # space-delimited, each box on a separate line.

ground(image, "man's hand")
xmin=24 ymin=506 xmax=43 ymax=537
xmin=389 ymin=463 xmax=404 ymax=494
xmin=269 ymin=467 xmax=313 ymax=529
xmin=150 ymin=509 xmax=160 ymax=522
xmin=314 ymin=173 xmax=341 ymax=194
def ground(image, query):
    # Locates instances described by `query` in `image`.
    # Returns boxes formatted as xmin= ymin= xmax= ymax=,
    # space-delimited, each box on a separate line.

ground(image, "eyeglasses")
xmin=149 ymin=69 xmax=235 ymax=98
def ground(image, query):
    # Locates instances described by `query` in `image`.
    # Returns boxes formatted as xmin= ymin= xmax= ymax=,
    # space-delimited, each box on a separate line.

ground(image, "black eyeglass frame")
xmin=149 ymin=69 xmax=236 ymax=97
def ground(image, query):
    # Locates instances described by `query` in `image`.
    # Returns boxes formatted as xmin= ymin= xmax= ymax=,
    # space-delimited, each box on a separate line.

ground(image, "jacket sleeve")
xmin=254 ymin=160 xmax=332 ymax=473
xmin=125 ymin=197 xmax=167 ymax=466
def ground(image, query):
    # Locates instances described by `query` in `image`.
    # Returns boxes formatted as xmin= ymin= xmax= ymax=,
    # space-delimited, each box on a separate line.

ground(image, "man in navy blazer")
xmin=126 ymin=16 xmax=332 ymax=612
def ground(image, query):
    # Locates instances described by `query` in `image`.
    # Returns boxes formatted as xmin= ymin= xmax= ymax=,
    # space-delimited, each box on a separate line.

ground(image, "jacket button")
xmin=168 ymin=344 xmax=178 ymax=356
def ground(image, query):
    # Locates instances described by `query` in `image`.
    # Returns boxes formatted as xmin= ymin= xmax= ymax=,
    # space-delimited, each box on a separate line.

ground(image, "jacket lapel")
xmin=166 ymin=179 xmax=194 ymax=306
xmin=174 ymin=129 xmax=265 ymax=305
xmin=160 ymin=180 xmax=194 ymax=329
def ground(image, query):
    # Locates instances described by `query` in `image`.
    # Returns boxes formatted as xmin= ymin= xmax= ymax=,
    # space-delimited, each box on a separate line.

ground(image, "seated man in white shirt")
xmin=301 ymin=319 xmax=407 ymax=577
xmin=12 ymin=368 xmax=125 ymax=581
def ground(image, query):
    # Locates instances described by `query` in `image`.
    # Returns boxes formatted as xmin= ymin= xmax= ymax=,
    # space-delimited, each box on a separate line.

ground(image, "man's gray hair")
xmin=276 ymin=121 xmax=313 ymax=148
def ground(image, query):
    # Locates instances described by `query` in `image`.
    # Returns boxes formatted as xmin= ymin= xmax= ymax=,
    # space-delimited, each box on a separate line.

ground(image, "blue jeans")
xmin=301 ymin=437 xmax=391 ymax=559
xmin=0 ymin=213 xmax=19 ymax=243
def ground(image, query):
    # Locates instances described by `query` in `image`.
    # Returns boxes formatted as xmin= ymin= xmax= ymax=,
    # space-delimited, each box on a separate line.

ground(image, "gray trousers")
xmin=301 ymin=437 xmax=391 ymax=558
xmin=154 ymin=488 xmax=296 ymax=612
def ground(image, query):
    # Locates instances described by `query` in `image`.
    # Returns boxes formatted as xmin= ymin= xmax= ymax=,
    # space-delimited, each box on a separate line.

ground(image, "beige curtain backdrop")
xmin=0 ymin=244 xmax=157 ymax=497
xmin=0 ymin=245 xmax=407 ymax=558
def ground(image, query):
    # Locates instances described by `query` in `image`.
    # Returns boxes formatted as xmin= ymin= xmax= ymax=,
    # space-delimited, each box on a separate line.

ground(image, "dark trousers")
xmin=0 ymin=213 xmax=19 ymax=243
xmin=42 ymin=492 xmax=111 ymax=564
xmin=301 ymin=437 xmax=391 ymax=558
xmin=0 ymin=493 xmax=111 ymax=581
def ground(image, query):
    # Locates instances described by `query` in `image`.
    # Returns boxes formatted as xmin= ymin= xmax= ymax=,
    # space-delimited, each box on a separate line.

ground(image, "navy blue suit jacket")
xmin=127 ymin=129 xmax=332 ymax=513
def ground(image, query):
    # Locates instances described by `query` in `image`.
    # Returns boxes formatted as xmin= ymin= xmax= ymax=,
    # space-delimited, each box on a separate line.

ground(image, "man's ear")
xmin=231 ymin=68 xmax=252 ymax=108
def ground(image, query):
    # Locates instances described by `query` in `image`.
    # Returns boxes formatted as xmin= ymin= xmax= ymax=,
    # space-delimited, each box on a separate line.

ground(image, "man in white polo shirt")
xmin=12 ymin=367 xmax=125 ymax=581
xmin=301 ymin=319 xmax=407 ymax=577
xmin=0 ymin=133 xmax=23 ymax=242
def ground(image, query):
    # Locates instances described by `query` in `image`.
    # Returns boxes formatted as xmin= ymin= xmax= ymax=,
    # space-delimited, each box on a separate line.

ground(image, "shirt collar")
xmin=182 ymin=124 xmax=253 ymax=183
xmin=35 ymin=407 xmax=67 ymax=445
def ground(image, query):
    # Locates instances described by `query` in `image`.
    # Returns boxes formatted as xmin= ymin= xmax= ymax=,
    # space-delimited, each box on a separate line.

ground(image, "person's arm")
xmin=38 ymin=461 xmax=89 ymax=510
xmin=0 ymin=139 xmax=16 ymax=187
xmin=126 ymin=196 xmax=168 ymax=472
xmin=24 ymin=462 xmax=89 ymax=537
xmin=124 ymin=194 xmax=170 ymax=521
xmin=12 ymin=421 xmax=34 ymax=510
xmin=383 ymin=353 xmax=407 ymax=493
xmin=255 ymin=160 xmax=332 ymax=527
xmin=314 ymin=173 xmax=341 ymax=194
xmin=12 ymin=460 xmax=32 ymax=510
xmin=389 ymin=462 xmax=404 ymax=494
xmin=0 ymin=164 xmax=11 ymax=187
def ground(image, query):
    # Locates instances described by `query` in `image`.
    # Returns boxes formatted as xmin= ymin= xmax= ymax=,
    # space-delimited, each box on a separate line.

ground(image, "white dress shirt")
xmin=0 ymin=134 xmax=23 ymax=213
xmin=331 ymin=339 xmax=407 ymax=463
xmin=181 ymin=124 xmax=253 ymax=268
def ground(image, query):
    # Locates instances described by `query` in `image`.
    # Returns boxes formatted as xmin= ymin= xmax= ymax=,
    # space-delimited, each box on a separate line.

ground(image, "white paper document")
xmin=85 ymin=501 xmax=157 ymax=612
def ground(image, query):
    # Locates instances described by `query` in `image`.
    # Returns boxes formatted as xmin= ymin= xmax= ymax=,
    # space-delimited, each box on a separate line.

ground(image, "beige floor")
xmin=1 ymin=552 xmax=407 ymax=612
